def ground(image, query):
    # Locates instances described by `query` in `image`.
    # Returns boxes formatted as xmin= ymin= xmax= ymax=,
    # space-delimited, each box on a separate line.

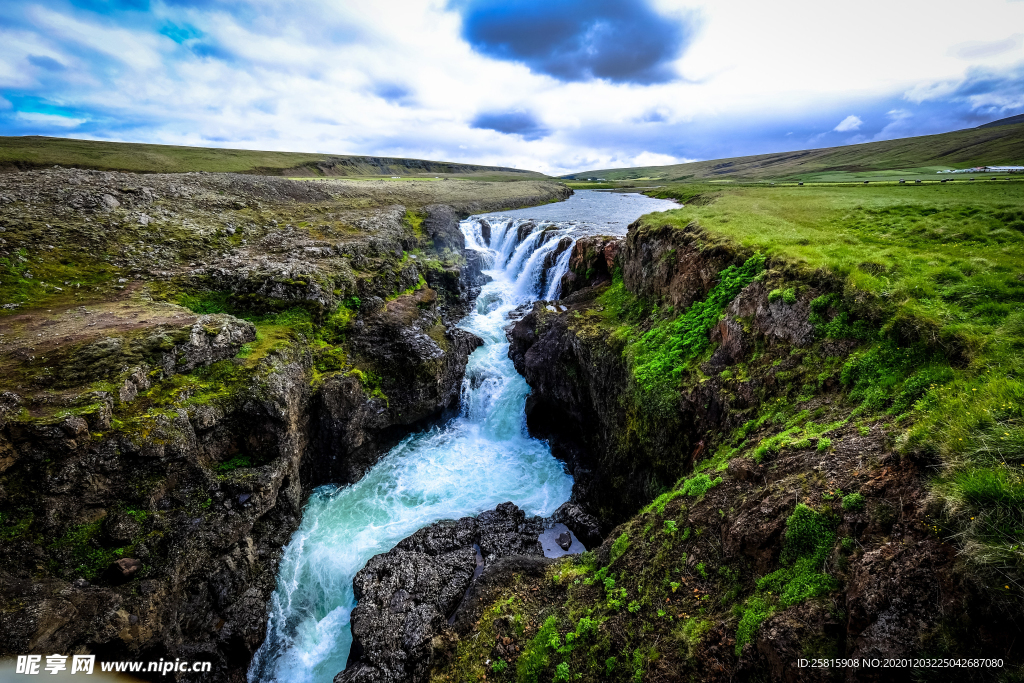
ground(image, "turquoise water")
xmin=249 ymin=191 xmax=676 ymax=683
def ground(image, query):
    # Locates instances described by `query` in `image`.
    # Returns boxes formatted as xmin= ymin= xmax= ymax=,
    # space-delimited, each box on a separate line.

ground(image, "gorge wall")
xmin=421 ymin=219 xmax=1023 ymax=681
xmin=0 ymin=169 xmax=571 ymax=681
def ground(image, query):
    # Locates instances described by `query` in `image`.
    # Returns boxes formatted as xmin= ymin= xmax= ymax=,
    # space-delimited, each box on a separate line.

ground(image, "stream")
xmin=248 ymin=190 xmax=677 ymax=683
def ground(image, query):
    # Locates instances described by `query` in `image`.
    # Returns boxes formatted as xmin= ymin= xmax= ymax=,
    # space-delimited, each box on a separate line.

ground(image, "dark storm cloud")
xmin=451 ymin=0 xmax=697 ymax=84
xmin=470 ymin=110 xmax=549 ymax=140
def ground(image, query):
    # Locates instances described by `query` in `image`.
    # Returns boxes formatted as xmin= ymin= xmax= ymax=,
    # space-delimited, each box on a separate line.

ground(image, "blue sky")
xmin=1 ymin=0 xmax=1023 ymax=175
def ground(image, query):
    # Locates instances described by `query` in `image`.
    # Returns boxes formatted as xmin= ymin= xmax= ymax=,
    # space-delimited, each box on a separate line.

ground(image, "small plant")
xmin=842 ymin=492 xmax=866 ymax=512
xmin=696 ymin=562 xmax=708 ymax=579
xmin=553 ymin=662 xmax=571 ymax=682
xmin=663 ymin=520 xmax=679 ymax=534
xmin=782 ymin=288 xmax=797 ymax=304
xmin=768 ymin=288 xmax=783 ymax=303
xmin=817 ymin=437 xmax=832 ymax=451
xmin=605 ymin=657 xmax=617 ymax=676
xmin=491 ymin=659 xmax=507 ymax=673
xmin=628 ymin=600 xmax=641 ymax=613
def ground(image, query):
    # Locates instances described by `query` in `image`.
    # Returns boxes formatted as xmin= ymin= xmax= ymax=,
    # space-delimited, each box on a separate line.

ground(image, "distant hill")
xmin=0 ymin=136 xmax=547 ymax=179
xmin=564 ymin=117 xmax=1024 ymax=183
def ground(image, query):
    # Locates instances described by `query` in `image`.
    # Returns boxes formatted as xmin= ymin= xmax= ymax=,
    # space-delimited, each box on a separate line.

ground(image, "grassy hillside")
xmin=430 ymin=179 xmax=1024 ymax=682
xmin=0 ymin=135 xmax=547 ymax=179
xmin=565 ymin=119 xmax=1024 ymax=183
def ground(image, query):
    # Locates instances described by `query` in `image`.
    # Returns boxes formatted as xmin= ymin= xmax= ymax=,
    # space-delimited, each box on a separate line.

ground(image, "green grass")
xmin=0 ymin=135 xmax=546 ymax=177
xmin=564 ymin=120 xmax=1024 ymax=182
xmin=630 ymin=253 xmax=765 ymax=395
xmin=634 ymin=180 xmax=1024 ymax=586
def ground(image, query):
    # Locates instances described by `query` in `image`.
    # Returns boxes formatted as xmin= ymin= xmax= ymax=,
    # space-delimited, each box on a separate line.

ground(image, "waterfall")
xmin=544 ymin=245 xmax=574 ymax=301
xmin=249 ymin=191 xmax=677 ymax=683
xmin=248 ymin=215 xmax=577 ymax=683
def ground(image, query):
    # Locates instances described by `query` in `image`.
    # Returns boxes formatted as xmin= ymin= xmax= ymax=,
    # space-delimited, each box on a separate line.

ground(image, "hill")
xmin=0 ymin=135 xmax=547 ymax=179
xmin=565 ymin=116 xmax=1024 ymax=183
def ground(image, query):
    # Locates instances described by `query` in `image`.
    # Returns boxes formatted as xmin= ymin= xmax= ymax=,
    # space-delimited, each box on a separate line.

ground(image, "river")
xmin=248 ymin=190 xmax=677 ymax=683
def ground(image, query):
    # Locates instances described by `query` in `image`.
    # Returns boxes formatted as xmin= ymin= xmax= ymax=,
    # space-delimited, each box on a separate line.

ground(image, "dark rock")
xmin=478 ymin=218 xmax=491 ymax=245
xmin=106 ymin=558 xmax=142 ymax=583
xmin=104 ymin=511 xmax=142 ymax=546
xmin=551 ymin=502 xmax=602 ymax=548
xmin=556 ymin=531 xmax=572 ymax=550
xmin=422 ymin=204 xmax=465 ymax=253
xmin=339 ymin=503 xmax=545 ymax=683
xmin=726 ymin=457 xmax=759 ymax=482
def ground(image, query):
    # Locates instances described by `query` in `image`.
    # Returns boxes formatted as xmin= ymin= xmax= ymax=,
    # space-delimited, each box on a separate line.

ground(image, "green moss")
xmin=841 ymin=492 xmax=866 ymax=511
xmin=679 ymin=472 xmax=723 ymax=497
xmin=630 ymin=253 xmax=765 ymax=395
xmin=517 ymin=615 xmax=560 ymax=683
xmin=610 ymin=533 xmax=630 ymax=564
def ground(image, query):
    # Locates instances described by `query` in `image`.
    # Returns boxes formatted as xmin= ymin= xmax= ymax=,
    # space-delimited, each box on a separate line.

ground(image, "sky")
xmin=1 ymin=0 xmax=1023 ymax=175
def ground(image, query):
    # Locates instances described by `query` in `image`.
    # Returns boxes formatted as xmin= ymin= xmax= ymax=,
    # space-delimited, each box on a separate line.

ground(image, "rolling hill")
xmin=565 ymin=115 xmax=1024 ymax=183
xmin=0 ymin=135 xmax=547 ymax=179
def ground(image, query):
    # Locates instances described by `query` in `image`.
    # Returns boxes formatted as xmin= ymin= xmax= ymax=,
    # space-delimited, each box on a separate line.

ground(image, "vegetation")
xmin=632 ymin=181 xmax=1024 ymax=588
xmin=0 ymin=135 xmax=546 ymax=178
xmin=563 ymin=118 xmax=1024 ymax=182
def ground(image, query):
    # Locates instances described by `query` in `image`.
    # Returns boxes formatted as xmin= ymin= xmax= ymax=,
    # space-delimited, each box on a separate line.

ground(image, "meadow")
xmin=566 ymin=119 xmax=1024 ymax=183
xmin=0 ymin=135 xmax=545 ymax=179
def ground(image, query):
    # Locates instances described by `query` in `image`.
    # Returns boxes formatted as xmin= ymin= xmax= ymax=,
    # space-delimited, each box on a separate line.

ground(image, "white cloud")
xmin=833 ymin=115 xmax=863 ymax=132
xmin=632 ymin=151 xmax=693 ymax=166
xmin=16 ymin=111 xmax=86 ymax=127
xmin=3 ymin=0 xmax=1024 ymax=174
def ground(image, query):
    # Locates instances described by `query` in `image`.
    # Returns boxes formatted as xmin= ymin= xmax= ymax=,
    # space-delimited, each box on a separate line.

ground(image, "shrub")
xmin=782 ymin=288 xmax=797 ymax=305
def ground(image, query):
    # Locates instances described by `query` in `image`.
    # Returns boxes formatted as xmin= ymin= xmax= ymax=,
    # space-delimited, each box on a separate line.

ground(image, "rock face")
xmin=339 ymin=503 xmax=546 ymax=683
xmin=499 ymin=217 xmax=1023 ymax=679
xmin=0 ymin=169 xmax=570 ymax=681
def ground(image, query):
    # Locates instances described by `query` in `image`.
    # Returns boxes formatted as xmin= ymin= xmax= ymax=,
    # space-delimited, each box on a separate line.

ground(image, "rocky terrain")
xmin=0 ymin=167 xmax=570 ymax=681
xmin=418 ymin=219 xmax=1024 ymax=681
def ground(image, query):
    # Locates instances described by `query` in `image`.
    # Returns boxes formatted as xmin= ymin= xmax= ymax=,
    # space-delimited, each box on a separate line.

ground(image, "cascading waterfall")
xmin=248 ymin=219 xmax=576 ymax=683
xmin=250 ymin=191 xmax=676 ymax=683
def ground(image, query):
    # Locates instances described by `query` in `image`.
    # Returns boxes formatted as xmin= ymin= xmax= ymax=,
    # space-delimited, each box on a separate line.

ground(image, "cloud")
xmin=833 ymin=114 xmax=863 ymax=132
xmin=469 ymin=109 xmax=549 ymax=140
xmin=371 ymin=82 xmax=413 ymax=104
xmin=632 ymin=151 xmax=692 ymax=166
xmin=27 ymin=54 xmax=65 ymax=71
xmin=451 ymin=0 xmax=697 ymax=84
xmin=905 ymin=63 xmax=1024 ymax=113
xmin=950 ymin=34 xmax=1023 ymax=60
xmin=16 ymin=111 xmax=86 ymax=127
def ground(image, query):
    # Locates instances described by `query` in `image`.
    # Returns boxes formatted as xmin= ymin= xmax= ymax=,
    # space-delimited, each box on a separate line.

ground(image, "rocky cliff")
xmin=422 ymin=219 xmax=1022 ymax=681
xmin=0 ymin=168 xmax=571 ymax=681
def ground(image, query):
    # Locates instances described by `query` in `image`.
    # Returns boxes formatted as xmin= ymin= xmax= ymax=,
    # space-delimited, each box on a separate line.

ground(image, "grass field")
xmin=0 ymin=135 xmax=547 ymax=179
xmin=565 ymin=119 xmax=1024 ymax=183
xmin=641 ymin=180 xmax=1024 ymax=584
